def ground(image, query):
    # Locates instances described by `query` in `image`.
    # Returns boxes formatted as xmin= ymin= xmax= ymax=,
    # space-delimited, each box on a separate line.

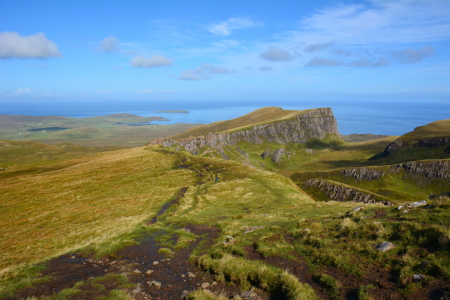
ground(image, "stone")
xmin=200 ymin=282 xmax=210 ymax=289
xmin=271 ymin=148 xmax=285 ymax=163
xmin=352 ymin=206 xmax=363 ymax=212
xmin=145 ymin=270 xmax=154 ymax=275
xmin=243 ymin=226 xmax=265 ymax=234
xmin=413 ymin=274 xmax=425 ymax=282
xmin=305 ymin=148 xmax=315 ymax=154
xmin=181 ymin=290 xmax=189 ymax=300
xmin=397 ymin=205 xmax=404 ymax=210
xmin=240 ymin=291 xmax=258 ymax=300
xmin=375 ymin=242 xmax=395 ymax=252
xmin=152 ymin=261 xmax=159 ymax=265
xmin=402 ymin=209 xmax=411 ymax=214
xmin=148 ymin=280 xmax=161 ymax=288
xmin=260 ymin=150 xmax=271 ymax=159
xmin=223 ymin=235 xmax=235 ymax=245
xmin=187 ymin=272 xmax=196 ymax=278
xmin=133 ymin=269 xmax=142 ymax=274
xmin=406 ymin=200 xmax=427 ymax=208
xmin=132 ymin=286 xmax=141 ymax=294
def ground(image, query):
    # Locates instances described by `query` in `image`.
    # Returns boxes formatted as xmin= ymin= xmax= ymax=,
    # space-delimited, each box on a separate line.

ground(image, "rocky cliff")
xmin=150 ymin=108 xmax=340 ymax=155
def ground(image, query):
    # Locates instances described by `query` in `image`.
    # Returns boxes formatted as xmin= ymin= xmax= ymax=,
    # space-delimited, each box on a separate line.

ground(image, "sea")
xmin=1 ymin=99 xmax=449 ymax=136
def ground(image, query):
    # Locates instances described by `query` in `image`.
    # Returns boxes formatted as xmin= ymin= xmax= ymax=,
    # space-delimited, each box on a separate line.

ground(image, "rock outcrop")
xmin=304 ymin=179 xmax=392 ymax=205
xmin=384 ymin=137 xmax=450 ymax=156
xmin=151 ymin=108 xmax=340 ymax=155
xmin=340 ymin=167 xmax=384 ymax=181
xmin=389 ymin=160 xmax=450 ymax=179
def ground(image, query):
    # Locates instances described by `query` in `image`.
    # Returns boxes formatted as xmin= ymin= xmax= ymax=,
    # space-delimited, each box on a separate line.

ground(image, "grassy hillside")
xmin=1 ymin=113 xmax=450 ymax=299
xmin=171 ymin=107 xmax=312 ymax=139
xmin=398 ymin=119 xmax=450 ymax=143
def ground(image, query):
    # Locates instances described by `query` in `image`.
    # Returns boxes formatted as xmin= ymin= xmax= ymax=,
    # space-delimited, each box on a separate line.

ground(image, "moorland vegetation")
xmin=0 ymin=107 xmax=449 ymax=300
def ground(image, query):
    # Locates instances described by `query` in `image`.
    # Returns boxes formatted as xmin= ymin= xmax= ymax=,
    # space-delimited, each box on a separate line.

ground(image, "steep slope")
xmin=151 ymin=107 xmax=340 ymax=157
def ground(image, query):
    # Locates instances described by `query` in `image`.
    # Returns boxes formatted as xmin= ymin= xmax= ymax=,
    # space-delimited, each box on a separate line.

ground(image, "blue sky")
xmin=1 ymin=0 xmax=449 ymax=103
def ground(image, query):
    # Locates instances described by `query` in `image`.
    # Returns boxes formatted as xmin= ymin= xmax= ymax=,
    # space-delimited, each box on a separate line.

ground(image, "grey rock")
xmin=340 ymin=167 xmax=384 ymax=181
xmin=240 ymin=291 xmax=258 ymax=300
xmin=200 ymin=282 xmax=210 ymax=289
xmin=305 ymin=148 xmax=315 ymax=154
xmin=133 ymin=269 xmax=142 ymax=274
xmin=152 ymin=261 xmax=159 ymax=265
xmin=271 ymin=148 xmax=285 ymax=163
xmin=304 ymin=179 xmax=378 ymax=203
xmin=406 ymin=200 xmax=427 ymax=208
xmin=352 ymin=206 xmax=363 ymax=212
xmin=413 ymin=274 xmax=425 ymax=282
xmin=148 ymin=280 xmax=161 ymax=288
xmin=402 ymin=209 xmax=411 ymax=214
xmin=145 ymin=270 xmax=154 ymax=275
xmin=375 ymin=242 xmax=395 ymax=252
xmin=243 ymin=226 xmax=265 ymax=234
xmin=223 ymin=235 xmax=235 ymax=245
xmin=384 ymin=140 xmax=403 ymax=155
xmin=132 ymin=286 xmax=141 ymax=294
xmin=260 ymin=150 xmax=271 ymax=159
xmin=187 ymin=271 xmax=196 ymax=278
xmin=397 ymin=205 xmax=404 ymax=210
xmin=181 ymin=290 xmax=189 ymax=300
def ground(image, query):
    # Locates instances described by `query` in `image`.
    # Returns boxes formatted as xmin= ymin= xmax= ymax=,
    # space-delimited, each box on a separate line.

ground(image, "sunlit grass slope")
xmin=171 ymin=107 xmax=311 ymax=140
xmin=398 ymin=119 xmax=450 ymax=143
xmin=0 ymin=146 xmax=197 ymax=277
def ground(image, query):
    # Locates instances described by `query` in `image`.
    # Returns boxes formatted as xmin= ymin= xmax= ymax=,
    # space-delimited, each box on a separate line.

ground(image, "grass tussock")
xmin=197 ymin=254 xmax=318 ymax=300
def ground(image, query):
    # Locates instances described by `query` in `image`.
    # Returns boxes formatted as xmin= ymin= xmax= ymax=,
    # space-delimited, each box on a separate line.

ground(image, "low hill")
xmin=381 ymin=119 xmax=450 ymax=163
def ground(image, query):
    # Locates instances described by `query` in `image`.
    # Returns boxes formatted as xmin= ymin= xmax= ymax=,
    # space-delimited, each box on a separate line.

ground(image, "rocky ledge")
xmin=384 ymin=136 xmax=450 ymax=156
xmin=151 ymin=108 xmax=340 ymax=155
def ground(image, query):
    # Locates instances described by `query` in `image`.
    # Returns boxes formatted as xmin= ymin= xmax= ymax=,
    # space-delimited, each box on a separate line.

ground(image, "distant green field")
xmin=0 ymin=113 xmax=201 ymax=147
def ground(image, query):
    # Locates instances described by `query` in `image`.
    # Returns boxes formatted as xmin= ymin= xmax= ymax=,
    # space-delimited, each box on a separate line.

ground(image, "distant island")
xmin=156 ymin=110 xmax=189 ymax=113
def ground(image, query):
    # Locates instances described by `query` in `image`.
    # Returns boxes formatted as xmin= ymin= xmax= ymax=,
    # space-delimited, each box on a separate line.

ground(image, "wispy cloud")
xmin=260 ymin=47 xmax=294 ymax=62
xmin=12 ymin=88 xmax=32 ymax=95
xmin=130 ymin=55 xmax=173 ymax=68
xmin=208 ymin=17 xmax=262 ymax=36
xmin=295 ymin=1 xmax=450 ymax=45
xmin=305 ymin=42 xmax=334 ymax=52
xmin=392 ymin=46 xmax=435 ymax=64
xmin=179 ymin=63 xmax=233 ymax=80
xmin=347 ymin=57 xmax=389 ymax=68
xmin=259 ymin=66 xmax=273 ymax=71
xmin=98 ymin=35 xmax=120 ymax=53
xmin=0 ymin=32 xmax=61 ymax=59
xmin=306 ymin=57 xmax=342 ymax=67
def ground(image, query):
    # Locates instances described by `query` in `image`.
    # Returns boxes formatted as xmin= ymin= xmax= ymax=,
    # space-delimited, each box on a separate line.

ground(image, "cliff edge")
xmin=150 ymin=107 xmax=340 ymax=155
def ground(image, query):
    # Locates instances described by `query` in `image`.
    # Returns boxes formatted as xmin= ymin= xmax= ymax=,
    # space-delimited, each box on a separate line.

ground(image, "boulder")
xmin=223 ymin=235 xmax=235 ymax=245
xmin=200 ymin=282 xmax=210 ymax=289
xmin=260 ymin=150 xmax=271 ymax=159
xmin=406 ymin=200 xmax=427 ymax=208
xmin=375 ymin=242 xmax=395 ymax=252
xmin=271 ymin=148 xmax=285 ymax=163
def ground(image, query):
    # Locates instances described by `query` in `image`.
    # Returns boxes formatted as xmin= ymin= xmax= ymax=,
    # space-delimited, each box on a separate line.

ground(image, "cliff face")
xmin=151 ymin=108 xmax=340 ymax=154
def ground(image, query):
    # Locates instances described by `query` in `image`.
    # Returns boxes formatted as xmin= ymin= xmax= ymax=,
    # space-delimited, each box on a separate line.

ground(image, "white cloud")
xmin=136 ymin=89 xmax=154 ymax=93
xmin=0 ymin=32 xmax=61 ymax=59
xmin=179 ymin=63 xmax=232 ymax=81
xmin=98 ymin=35 xmax=119 ymax=53
xmin=260 ymin=47 xmax=294 ymax=62
xmin=208 ymin=18 xmax=262 ymax=36
xmin=130 ymin=55 xmax=173 ymax=68
xmin=12 ymin=88 xmax=32 ymax=95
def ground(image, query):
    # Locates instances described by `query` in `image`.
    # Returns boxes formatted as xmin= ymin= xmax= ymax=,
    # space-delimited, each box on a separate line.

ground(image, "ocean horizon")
xmin=1 ymin=99 xmax=449 ymax=136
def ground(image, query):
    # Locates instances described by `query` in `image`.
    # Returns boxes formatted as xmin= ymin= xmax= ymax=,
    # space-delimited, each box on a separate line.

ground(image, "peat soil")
xmin=2 ymin=224 xmax=256 ymax=300
xmin=245 ymin=243 xmax=449 ymax=300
